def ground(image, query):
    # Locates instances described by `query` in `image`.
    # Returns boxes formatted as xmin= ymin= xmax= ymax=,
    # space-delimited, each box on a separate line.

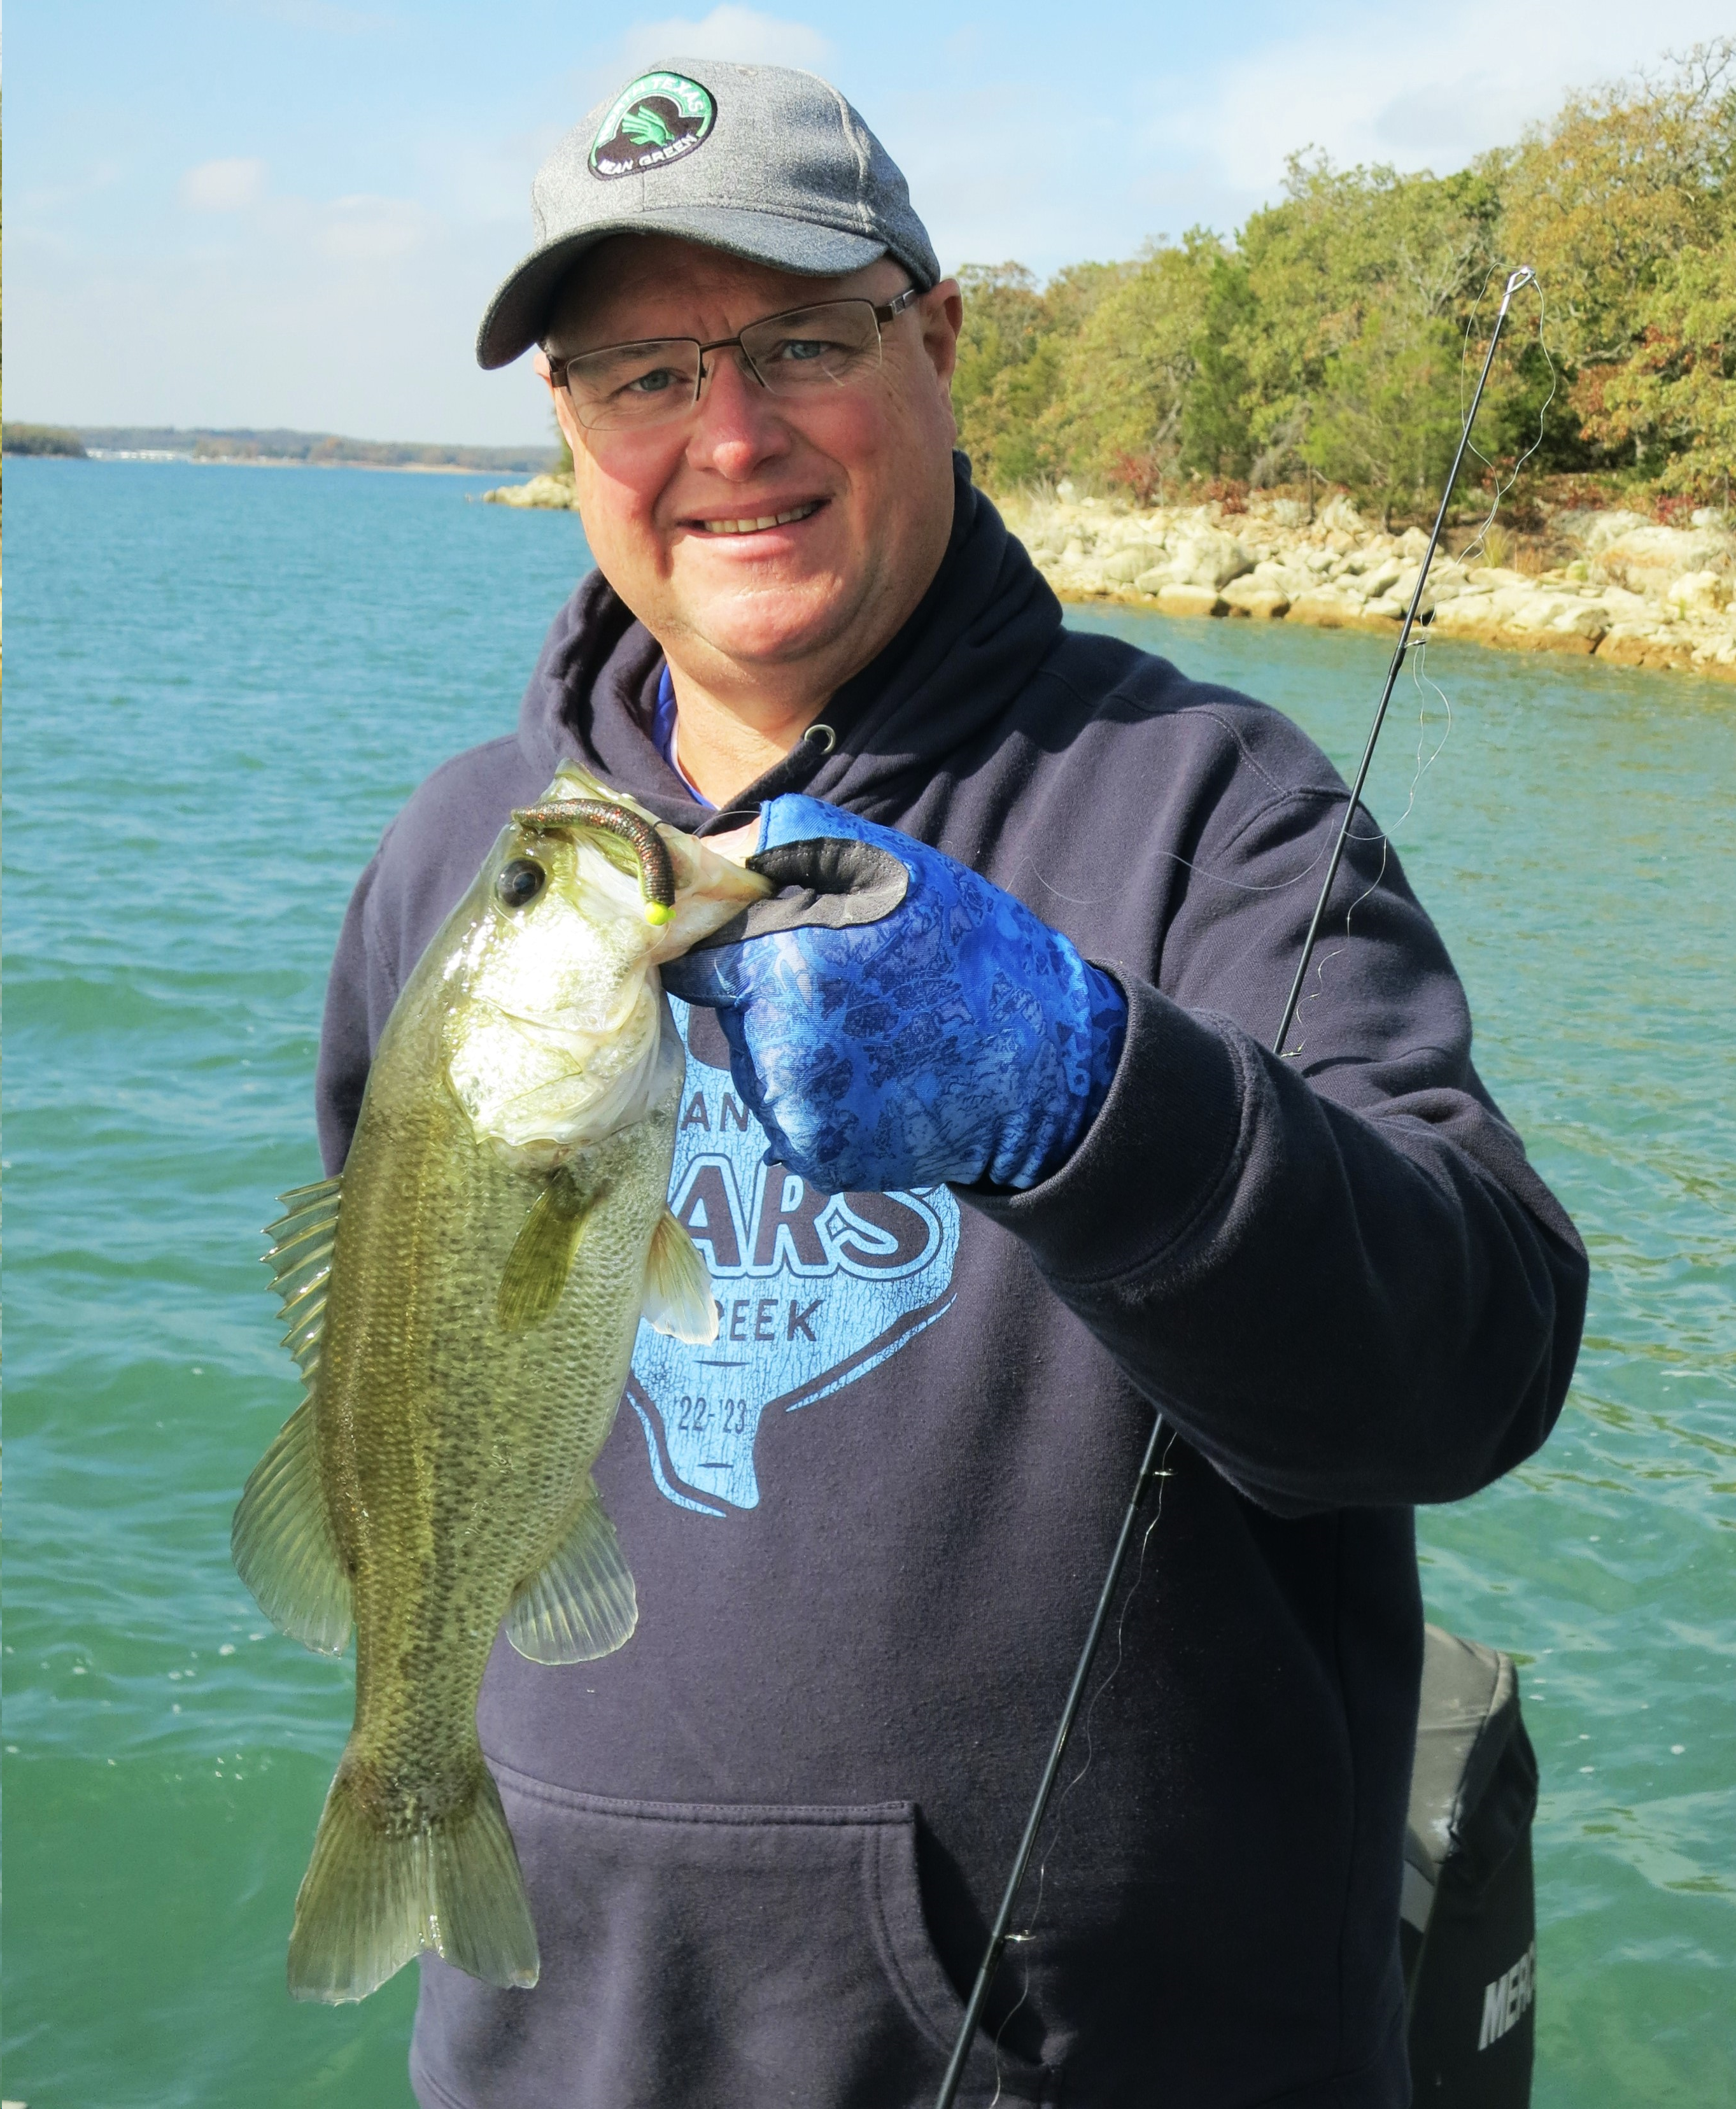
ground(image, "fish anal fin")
xmin=506 ymin=1481 xmax=638 ymax=1665
xmin=497 ymin=1174 xmax=598 ymax=1333
xmin=231 ymin=1397 xmax=353 ymax=1654
xmin=642 ymin=1208 xmax=717 ymax=1344
xmin=288 ymin=1755 xmax=538 ymax=2003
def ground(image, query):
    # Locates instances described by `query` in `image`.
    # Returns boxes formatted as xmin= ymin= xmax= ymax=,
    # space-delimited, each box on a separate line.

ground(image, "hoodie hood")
xmin=514 ymin=456 xmax=1064 ymax=834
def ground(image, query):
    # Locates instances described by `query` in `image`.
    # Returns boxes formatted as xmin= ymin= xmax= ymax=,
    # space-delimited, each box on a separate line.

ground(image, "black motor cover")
xmin=1402 ymin=1626 xmax=1539 ymax=2105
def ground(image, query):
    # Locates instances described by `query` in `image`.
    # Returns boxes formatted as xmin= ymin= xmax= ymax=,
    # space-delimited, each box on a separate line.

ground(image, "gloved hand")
xmin=660 ymin=796 xmax=1127 ymax=1194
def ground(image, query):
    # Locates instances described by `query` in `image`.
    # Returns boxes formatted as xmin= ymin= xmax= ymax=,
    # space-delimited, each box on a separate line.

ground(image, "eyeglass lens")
xmin=563 ymin=299 xmax=885 ymax=431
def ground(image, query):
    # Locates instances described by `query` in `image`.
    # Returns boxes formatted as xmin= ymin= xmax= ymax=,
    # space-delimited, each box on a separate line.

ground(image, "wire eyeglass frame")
xmin=548 ymin=286 xmax=923 ymax=432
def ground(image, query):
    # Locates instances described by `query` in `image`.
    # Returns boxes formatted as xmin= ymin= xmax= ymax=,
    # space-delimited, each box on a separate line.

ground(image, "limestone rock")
xmin=1157 ymin=584 xmax=1227 ymax=618
xmin=1669 ymin=568 xmax=1729 ymax=615
xmin=1103 ymin=542 xmax=1168 ymax=583
xmin=1287 ymin=590 xmax=1360 ymax=628
xmin=483 ymin=473 xmax=577 ymax=510
xmin=1169 ymin=532 xmax=1254 ymax=592
xmin=1222 ymin=577 xmax=1290 ymax=618
xmin=992 ymin=488 xmax=1735 ymax=679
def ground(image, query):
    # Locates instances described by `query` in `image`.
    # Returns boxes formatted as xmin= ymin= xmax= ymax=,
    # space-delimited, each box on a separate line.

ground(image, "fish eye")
xmin=496 ymin=857 xmax=547 ymax=910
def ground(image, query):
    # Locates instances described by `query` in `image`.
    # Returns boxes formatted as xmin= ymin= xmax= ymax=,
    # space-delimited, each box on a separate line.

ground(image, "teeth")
xmin=698 ymin=503 xmax=820 ymax=535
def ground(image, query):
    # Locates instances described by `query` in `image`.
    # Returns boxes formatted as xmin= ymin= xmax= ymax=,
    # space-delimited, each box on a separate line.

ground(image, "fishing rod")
xmin=933 ymin=264 xmax=1537 ymax=2109
xmin=1271 ymin=264 xmax=1535 ymax=1059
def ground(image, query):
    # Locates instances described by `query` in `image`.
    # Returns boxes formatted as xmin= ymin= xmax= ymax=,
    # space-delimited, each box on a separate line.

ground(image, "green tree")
xmin=1043 ymin=246 xmax=1211 ymax=494
xmin=1180 ymin=244 xmax=1257 ymax=477
xmin=1577 ymin=232 xmax=1736 ymax=490
xmin=1236 ymin=153 xmax=1502 ymax=493
xmin=1493 ymin=41 xmax=1735 ymax=374
xmin=943 ymin=43 xmax=1736 ymax=509
xmin=1304 ymin=307 xmax=1464 ymax=525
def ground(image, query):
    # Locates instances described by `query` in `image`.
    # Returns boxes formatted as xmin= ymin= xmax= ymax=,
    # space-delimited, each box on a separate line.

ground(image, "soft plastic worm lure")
xmin=512 ymin=798 xmax=677 ymax=925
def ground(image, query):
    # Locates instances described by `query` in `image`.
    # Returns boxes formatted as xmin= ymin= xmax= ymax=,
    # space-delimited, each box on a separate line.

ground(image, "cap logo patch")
xmin=590 ymin=72 xmax=716 ymax=180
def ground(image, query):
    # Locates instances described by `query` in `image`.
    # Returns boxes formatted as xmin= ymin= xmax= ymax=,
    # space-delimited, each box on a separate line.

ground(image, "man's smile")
xmin=686 ymin=500 xmax=826 ymax=537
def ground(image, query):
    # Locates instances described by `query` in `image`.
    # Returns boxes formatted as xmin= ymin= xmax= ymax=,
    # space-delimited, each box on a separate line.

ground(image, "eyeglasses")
xmin=548 ymin=286 xmax=922 ymax=433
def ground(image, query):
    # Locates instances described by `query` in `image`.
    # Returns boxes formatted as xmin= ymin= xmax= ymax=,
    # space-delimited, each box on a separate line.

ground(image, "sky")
xmin=7 ymin=0 xmax=1733 ymax=446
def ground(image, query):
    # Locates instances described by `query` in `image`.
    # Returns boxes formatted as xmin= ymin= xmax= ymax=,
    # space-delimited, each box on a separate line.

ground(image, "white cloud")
xmin=309 ymin=193 xmax=440 ymax=262
xmin=613 ymin=6 xmax=833 ymax=73
xmin=1146 ymin=0 xmax=1735 ymax=202
xmin=179 ymin=158 xmax=269 ymax=212
xmin=880 ymin=0 xmax=1736 ymax=279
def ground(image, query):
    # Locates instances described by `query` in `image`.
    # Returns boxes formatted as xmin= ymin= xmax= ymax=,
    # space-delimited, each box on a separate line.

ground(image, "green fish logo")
xmin=590 ymin=72 xmax=716 ymax=181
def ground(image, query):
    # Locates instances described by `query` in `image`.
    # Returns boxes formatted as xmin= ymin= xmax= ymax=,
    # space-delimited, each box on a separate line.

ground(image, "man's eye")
xmin=768 ymin=337 xmax=836 ymax=365
xmin=621 ymin=366 xmax=683 ymax=397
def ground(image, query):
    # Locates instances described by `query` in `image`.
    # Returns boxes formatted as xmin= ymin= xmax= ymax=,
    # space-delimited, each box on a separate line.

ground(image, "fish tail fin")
xmin=288 ymin=1757 xmax=539 ymax=2003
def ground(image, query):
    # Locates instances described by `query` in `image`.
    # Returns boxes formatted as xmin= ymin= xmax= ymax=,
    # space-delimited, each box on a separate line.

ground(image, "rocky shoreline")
xmin=483 ymin=475 xmax=1736 ymax=684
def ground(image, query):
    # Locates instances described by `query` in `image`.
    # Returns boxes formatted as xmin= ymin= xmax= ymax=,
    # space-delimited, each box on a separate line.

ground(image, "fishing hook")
xmin=932 ymin=264 xmax=1537 ymax=2109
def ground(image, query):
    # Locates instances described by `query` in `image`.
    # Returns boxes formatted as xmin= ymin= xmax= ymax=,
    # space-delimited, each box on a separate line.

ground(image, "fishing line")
xmin=933 ymin=267 xmax=1542 ymax=2109
xmin=983 ymin=1429 xmax=1179 ymax=2108
xmin=1280 ymin=267 xmax=1551 ymax=1060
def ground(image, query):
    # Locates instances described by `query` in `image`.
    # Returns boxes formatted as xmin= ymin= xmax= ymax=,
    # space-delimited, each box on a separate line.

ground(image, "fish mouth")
xmin=690 ymin=500 xmax=824 ymax=537
xmin=511 ymin=797 xmax=675 ymax=926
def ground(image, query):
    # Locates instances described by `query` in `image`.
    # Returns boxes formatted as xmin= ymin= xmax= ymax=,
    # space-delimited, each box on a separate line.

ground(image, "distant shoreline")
xmin=3 ymin=421 xmax=554 ymax=477
xmin=6 ymin=450 xmax=523 ymax=479
xmin=76 ymin=454 xmax=509 ymax=476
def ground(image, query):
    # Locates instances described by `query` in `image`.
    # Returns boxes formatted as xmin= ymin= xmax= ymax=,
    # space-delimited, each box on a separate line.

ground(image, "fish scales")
xmin=232 ymin=764 xmax=769 ymax=2003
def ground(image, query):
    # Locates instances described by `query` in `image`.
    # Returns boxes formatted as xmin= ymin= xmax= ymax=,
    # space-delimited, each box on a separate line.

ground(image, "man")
xmin=317 ymin=58 xmax=1586 ymax=2109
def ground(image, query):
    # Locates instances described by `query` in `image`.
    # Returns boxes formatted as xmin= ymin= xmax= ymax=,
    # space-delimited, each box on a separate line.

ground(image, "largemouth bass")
xmin=232 ymin=764 xmax=770 ymax=2005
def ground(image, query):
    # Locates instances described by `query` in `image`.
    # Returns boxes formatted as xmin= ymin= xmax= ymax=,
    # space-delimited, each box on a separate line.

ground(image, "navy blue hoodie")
xmin=316 ymin=469 xmax=1586 ymax=2108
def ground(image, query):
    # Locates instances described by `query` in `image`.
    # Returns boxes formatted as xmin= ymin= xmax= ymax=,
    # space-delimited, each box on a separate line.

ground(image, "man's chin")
xmin=674 ymin=579 xmax=866 ymax=672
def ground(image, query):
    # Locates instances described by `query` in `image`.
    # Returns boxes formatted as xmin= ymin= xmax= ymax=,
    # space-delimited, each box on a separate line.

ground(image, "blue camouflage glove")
xmin=660 ymin=796 xmax=1127 ymax=1194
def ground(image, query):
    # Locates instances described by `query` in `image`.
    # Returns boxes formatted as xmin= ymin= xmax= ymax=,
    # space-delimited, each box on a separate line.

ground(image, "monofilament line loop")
xmin=1271 ymin=266 xmax=1535 ymax=1063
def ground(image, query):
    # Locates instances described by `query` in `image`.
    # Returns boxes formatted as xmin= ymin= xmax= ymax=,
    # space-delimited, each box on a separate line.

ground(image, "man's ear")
xmin=921 ymin=279 xmax=963 ymax=391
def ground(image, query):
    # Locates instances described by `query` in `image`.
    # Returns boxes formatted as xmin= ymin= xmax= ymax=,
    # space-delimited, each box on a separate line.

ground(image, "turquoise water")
xmin=3 ymin=458 xmax=1732 ymax=2106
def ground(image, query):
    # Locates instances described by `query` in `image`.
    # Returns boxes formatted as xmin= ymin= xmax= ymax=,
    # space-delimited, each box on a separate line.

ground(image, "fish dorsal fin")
xmin=505 ymin=1479 xmax=639 ymax=1665
xmin=641 ymin=1208 xmax=717 ymax=1344
xmin=265 ymin=1176 xmax=342 ymax=1379
xmin=497 ymin=1169 xmax=600 ymax=1332
xmin=231 ymin=1396 xmax=353 ymax=1654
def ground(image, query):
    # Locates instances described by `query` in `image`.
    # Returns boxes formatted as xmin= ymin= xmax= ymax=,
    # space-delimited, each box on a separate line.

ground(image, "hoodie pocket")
xmin=410 ymin=1763 xmax=1054 ymax=2109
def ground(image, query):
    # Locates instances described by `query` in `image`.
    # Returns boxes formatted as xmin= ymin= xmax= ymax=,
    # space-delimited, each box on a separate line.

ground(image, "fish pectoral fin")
xmin=641 ymin=1208 xmax=717 ymax=1344
xmin=506 ymin=1480 xmax=639 ymax=1665
xmin=497 ymin=1173 xmax=598 ymax=1332
xmin=231 ymin=1397 xmax=353 ymax=1654
xmin=265 ymin=1176 xmax=341 ymax=1379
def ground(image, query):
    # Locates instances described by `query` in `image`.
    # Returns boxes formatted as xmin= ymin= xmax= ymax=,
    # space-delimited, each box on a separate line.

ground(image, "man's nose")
xmin=684 ymin=349 xmax=793 ymax=481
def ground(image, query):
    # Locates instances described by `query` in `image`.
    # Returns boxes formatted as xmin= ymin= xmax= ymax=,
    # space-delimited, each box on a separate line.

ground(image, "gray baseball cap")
xmin=476 ymin=58 xmax=941 ymax=370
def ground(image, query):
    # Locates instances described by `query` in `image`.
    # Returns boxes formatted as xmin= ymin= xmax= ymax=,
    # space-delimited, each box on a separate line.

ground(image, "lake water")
xmin=3 ymin=458 xmax=1732 ymax=2107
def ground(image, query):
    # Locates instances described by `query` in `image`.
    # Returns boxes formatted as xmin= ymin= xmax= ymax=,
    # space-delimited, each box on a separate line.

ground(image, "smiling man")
xmin=315 ymin=58 xmax=1586 ymax=2109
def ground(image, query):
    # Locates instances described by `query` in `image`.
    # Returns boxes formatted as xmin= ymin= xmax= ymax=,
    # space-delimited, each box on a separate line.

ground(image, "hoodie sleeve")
xmin=962 ymin=774 xmax=1589 ymax=1518
xmin=314 ymin=846 xmax=399 ymax=1176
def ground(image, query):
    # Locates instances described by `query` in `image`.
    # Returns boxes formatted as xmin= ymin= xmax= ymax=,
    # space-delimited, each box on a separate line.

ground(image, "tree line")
xmin=954 ymin=43 xmax=1735 ymax=521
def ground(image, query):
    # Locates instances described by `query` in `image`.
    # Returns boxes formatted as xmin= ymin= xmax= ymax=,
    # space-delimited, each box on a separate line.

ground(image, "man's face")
xmin=541 ymin=237 xmax=962 ymax=685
